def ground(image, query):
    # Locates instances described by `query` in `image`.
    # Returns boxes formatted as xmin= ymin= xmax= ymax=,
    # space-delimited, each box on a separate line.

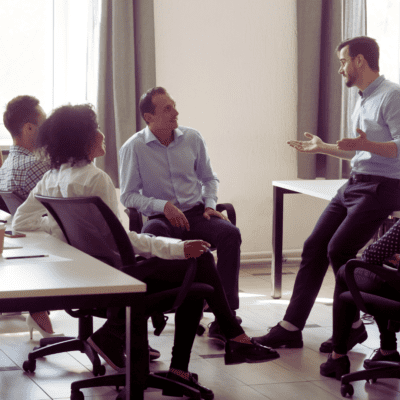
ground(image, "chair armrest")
xmin=344 ymin=259 xmax=400 ymax=314
xmin=124 ymin=207 xmax=143 ymax=233
xmin=216 ymin=203 xmax=236 ymax=226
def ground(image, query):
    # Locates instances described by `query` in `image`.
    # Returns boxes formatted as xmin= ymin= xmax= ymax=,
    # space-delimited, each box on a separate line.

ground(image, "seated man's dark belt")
xmin=349 ymin=174 xmax=400 ymax=185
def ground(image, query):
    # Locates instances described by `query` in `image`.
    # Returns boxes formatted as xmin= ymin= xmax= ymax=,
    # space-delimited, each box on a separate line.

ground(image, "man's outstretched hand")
xmin=287 ymin=132 xmax=324 ymax=153
xmin=337 ymin=128 xmax=367 ymax=151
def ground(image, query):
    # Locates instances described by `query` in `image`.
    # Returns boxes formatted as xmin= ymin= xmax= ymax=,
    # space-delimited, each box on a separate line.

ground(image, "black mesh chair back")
xmin=0 ymin=191 xmax=24 ymax=215
xmin=35 ymin=195 xmax=136 ymax=270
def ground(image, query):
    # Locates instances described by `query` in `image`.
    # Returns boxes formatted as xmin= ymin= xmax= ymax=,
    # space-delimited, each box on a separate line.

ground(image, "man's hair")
xmin=336 ymin=36 xmax=380 ymax=72
xmin=37 ymin=104 xmax=99 ymax=169
xmin=3 ymin=95 xmax=41 ymax=138
xmin=139 ymin=87 xmax=167 ymax=122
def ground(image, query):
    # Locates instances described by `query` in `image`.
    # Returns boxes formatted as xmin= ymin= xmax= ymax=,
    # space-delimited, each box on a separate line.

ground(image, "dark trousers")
xmin=107 ymin=251 xmax=244 ymax=372
xmin=284 ymin=179 xmax=400 ymax=330
xmin=333 ymin=264 xmax=400 ymax=354
xmin=142 ymin=204 xmax=242 ymax=310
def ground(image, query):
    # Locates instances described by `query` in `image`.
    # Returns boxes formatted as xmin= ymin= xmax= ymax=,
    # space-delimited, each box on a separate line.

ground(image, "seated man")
xmin=13 ymin=104 xmax=279 ymax=399
xmin=0 ymin=95 xmax=54 ymax=336
xmin=119 ymin=87 xmax=242 ymax=341
xmin=0 ymin=96 xmax=49 ymax=199
xmin=320 ymin=219 xmax=400 ymax=379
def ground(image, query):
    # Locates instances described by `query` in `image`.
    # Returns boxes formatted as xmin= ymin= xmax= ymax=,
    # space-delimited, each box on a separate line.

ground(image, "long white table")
xmin=0 ymin=231 xmax=147 ymax=399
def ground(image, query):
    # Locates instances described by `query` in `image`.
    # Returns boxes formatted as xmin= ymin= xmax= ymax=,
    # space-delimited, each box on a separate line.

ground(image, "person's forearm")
xmin=362 ymin=140 xmax=398 ymax=158
xmin=319 ymin=143 xmax=355 ymax=160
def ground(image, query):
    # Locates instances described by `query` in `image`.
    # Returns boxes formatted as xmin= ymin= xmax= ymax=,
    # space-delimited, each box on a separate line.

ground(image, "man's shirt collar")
xmin=144 ymin=126 xmax=184 ymax=145
xmin=360 ymin=75 xmax=385 ymax=99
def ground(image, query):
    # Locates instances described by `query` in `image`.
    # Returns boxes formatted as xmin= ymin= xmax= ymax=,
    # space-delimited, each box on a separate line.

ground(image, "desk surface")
xmin=272 ymin=179 xmax=347 ymax=201
xmin=0 ymin=231 xmax=146 ymax=299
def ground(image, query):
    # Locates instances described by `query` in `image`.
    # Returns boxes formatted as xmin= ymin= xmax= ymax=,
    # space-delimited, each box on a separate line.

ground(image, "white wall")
xmin=153 ymin=0 xmax=329 ymax=256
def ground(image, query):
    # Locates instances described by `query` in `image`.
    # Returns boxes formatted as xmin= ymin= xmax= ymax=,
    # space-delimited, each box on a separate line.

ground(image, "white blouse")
xmin=12 ymin=162 xmax=185 ymax=260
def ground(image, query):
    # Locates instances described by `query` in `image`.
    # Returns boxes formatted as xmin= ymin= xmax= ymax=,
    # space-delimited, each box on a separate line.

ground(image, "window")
xmin=0 ymin=0 xmax=101 ymax=145
xmin=367 ymin=0 xmax=400 ymax=83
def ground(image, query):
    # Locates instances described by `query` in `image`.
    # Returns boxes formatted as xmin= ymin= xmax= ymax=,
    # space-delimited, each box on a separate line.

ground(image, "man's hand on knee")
xmin=164 ymin=201 xmax=190 ymax=230
xmin=184 ymin=240 xmax=211 ymax=258
xmin=203 ymin=207 xmax=229 ymax=222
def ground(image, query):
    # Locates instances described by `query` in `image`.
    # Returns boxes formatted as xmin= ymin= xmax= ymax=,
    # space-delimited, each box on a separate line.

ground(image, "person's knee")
xmin=219 ymin=224 xmax=241 ymax=245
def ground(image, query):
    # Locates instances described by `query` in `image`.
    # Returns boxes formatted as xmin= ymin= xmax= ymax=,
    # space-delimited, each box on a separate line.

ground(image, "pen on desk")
xmin=5 ymin=255 xmax=49 ymax=260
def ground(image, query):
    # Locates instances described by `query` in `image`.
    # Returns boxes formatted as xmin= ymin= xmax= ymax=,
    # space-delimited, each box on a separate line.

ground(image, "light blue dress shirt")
xmin=351 ymin=75 xmax=400 ymax=178
xmin=119 ymin=126 xmax=219 ymax=216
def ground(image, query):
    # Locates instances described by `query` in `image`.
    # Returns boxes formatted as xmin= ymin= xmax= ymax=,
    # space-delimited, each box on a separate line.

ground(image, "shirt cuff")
xmin=204 ymin=199 xmax=217 ymax=210
xmin=153 ymin=199 xmax=169 ymax=214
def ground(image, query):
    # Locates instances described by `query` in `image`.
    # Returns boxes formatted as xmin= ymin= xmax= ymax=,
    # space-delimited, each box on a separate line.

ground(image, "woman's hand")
xmin=184 ymin=240 xmax=211 ymax=258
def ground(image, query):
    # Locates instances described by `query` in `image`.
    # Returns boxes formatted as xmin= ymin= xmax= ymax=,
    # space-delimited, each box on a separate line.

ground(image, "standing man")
xmin=1 ymin=95 xmax=49 ymax=199
xmin=119 ymin=87 xmax=242 ymax=340
xmin=255 ymin=36 xmax=400 ymax=352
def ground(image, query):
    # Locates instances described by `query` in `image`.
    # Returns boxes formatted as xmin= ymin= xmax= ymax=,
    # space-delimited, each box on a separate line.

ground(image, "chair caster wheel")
xmin=340 ymin=383 xmax=354 ymax=397
xmin=70 ymin=390 xmax=84 ymax=400
xmin=93 ymin=364 xmax=106 ymax=376
xmin=23 ymin=359 xmax=36 ymax=373
xmin=196 ymin=324 xmax=206 ymax=336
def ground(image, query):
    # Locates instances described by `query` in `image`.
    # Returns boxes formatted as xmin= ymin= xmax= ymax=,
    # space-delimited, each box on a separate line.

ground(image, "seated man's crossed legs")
xmin=142 ymin=203 xmax=242 ymax=342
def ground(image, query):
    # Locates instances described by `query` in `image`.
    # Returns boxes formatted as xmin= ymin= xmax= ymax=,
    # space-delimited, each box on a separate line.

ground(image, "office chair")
xmin=338 ymin=259 xmax=400 ymax=397
xmin=0 ymin=190 xmax=24 ymax=215
xmin=125 ymin=203 xmax=236 ymax=335
xmin=24 ymin=195 xmax=213 ymax=400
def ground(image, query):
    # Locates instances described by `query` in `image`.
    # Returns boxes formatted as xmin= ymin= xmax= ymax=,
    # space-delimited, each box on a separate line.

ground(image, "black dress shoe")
xmin=253 ymin=324 xmax=303 ymax=348
xmin=320 ymin=354 xmax=350 ymax=380
xmin=319 ymin=322 xmax=368 ymax=353
xmin=208 ymin=320 xmax=227 ymax=343
xmin=364 ymin=349 xmax=400 ymax=369
xmin=225 ymin=338 xmax=280 ymax=365
xmin=164 ymin=371 xmax=214 ymax=400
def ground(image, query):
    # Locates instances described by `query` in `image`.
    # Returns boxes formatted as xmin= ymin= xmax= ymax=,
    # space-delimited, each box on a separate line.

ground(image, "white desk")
xmin=271 ymin=179 xmax=400 ymax=299
xmin=0 ymin=231 xmax=147 ymax=399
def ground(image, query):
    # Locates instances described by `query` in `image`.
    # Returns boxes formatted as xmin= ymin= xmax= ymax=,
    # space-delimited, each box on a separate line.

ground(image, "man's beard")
xmin=345 ymin=73 xmax=356 ymax=88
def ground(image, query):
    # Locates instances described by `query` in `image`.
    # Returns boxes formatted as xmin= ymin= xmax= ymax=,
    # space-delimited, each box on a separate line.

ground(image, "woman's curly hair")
xmin=37 ymin=104 xmax=99 ymax=169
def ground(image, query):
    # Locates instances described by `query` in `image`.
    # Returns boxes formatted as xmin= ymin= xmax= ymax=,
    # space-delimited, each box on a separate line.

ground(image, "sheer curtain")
xmin=0 ymin=0 xmax=102 ymax=144
xmin=367 ymin=0 xmax=400 ymax=85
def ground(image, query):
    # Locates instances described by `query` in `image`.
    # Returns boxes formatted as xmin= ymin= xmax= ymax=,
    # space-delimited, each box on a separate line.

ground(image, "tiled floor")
xmin=0 ymin=262 xmax=399 ymax=399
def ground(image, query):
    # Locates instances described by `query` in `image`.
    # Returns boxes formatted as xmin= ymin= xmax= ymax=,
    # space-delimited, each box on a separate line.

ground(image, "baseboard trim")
xmin=240 ymin=250 xmax=302 ymax=265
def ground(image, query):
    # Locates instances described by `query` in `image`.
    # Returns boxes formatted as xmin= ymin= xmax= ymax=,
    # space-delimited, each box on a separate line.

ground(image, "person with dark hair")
xmin=120 ymin=87 xmax=242 ymax=343
xmin=0 ymin=95 xmax=57 ymax=338
xmin=13 ymin=104 xmax=279 ymax=399
xmin=0 ymin=95 xmax=49 ymax=199
xmin=254 ymin=36 xmax=400 ymax=352
xmin=320 ymin=221 xmax=400 ymax=379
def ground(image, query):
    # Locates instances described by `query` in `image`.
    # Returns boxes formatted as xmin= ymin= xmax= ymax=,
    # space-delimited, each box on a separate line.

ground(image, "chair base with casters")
xmin=23 ymin=309 xmax=107 ymax=377
xmin=69 ymin=284 xmax=214 ymax=400
xmin=336 ymin=259 xmax=400 ymax=397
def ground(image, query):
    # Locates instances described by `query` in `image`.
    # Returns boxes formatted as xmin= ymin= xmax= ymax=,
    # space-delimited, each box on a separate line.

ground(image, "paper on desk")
xmin=3 ymin=238 xmax=23 ymax=250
